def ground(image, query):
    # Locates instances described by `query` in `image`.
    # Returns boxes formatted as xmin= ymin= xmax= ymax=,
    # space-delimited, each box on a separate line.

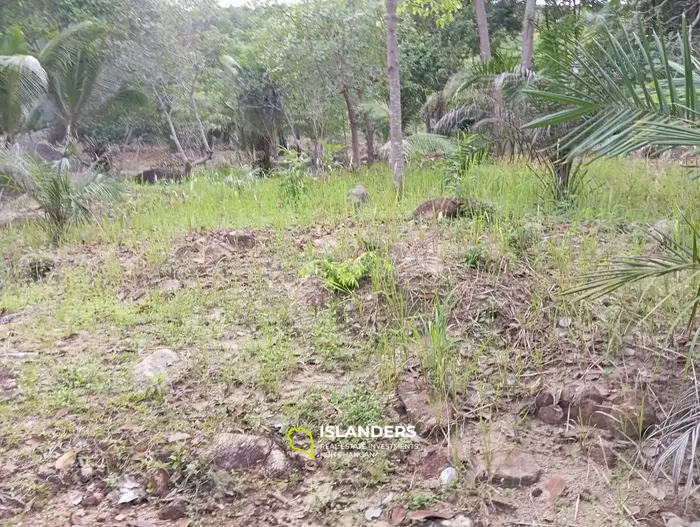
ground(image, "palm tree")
xmin=526 ymin=17 xmax=700 ymax=495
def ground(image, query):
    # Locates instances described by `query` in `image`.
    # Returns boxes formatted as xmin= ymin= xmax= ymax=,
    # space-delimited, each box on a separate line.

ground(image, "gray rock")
xmin=688 ymin=521 xmax=700 ymax=527
xmin=224 ymin=230 xmax=255 ymax=248
xmin=443 ymin=515 xmax=473 ymax=527
xmin=348 ymin=183 xmax=370 ymax=206
xmin=487 ymin=450 xmax=541 ymax=488
xmin=364 ymin=505 xmax=382 ymax=521
xmin=158 ymin=498 xmax=186 ymax=520
xmin=439 ymin=467 xmax=458 ymax=485
xmin=666 ymin=517 xmax=687 ymax=527
xmin=208 ymin=433 xmax=287 ymax=477
xmin=538 ymin=405 xmax=564 ymax=424
xmin=134 ymin=349 xmax=180 ymax=386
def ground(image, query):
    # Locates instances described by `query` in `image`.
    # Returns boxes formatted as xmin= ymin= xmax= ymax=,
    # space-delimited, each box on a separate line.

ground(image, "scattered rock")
xmin=535 ymin=391 xmax=554 ymax=408
xmin=395 ymin=375 xmax=454 ymax=438
xmin=448 ymin=515 xmax=474 ymax=527
xmin=558 ymin=317 xmax=572 ymax=328
xmin=365 ymin=505 xmax=382 ymax=521
xmin=159 ymin=498 xmax=187 ymax=520
xmin=224 ymin=230 xmax=255 ymax=249
xmin=412 ymin=198 xmax=462 ymax=220
xmin=117 ymin=475 xmax=146 ymax=505
xmin=297 ymin=277 xmax=331 ymax=310
xmin=545 ymin=475 xmax=566 ymax=497
xmin=134 ymin=349 xmax=180 ymax=387
xmin=81 ymin=492 xmax=103 ymax=507
xmin=439 ymin=467 xmax=458 ymax=486
xmin=622 ymin=347 xmax=636 ymax=357
xmin=55 ymin=450 xmax=77 ymax=471
xmin=208 ymin=433 xmax=287 ymax=477
xmin=348 ymin=183 xmax=370 ymax=206
xmin=159 ymin=279 xmax=183 ymax=293
xmin=146 ymin=468 xmax=169 ymax=497
xmin=486 ymin=450 xmax=541 ymax=488
xmin=538 ymin=405 xmax=564 ymax=424
xmin=167 ymin=432 xmax=191 ymax=443
xmin=666 ymin=516 xmax=687 ymax=527
xmin=413 ymin=447 xmax=449 ymax=479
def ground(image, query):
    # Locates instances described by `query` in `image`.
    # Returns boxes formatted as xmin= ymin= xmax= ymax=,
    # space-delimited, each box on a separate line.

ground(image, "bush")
xmin=461 ymin=246 xmax=491 ymax=270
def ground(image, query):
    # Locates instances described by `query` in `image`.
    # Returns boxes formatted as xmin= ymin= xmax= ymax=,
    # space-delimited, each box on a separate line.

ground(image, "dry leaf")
xmin=390 ymin=506 xmax=406 ymax=525
xmin=55 ymin=450 xmax=77 ymax=471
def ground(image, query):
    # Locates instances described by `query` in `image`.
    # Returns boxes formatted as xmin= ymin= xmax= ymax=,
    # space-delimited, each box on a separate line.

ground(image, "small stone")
xmin=545 ymin=475 xmax=566 ymax=497
xmin=489 ymin=450 xmax=541 ymax=488
xmin=146 ymin=468 xmax=169 ymax=497
xmin=348 ymin=183 xmax=370 ymax=206
xmin=224 ymin=230 xmax=255 ymax=249
xmin=167 ymin=432 xmax=191 ymax=443
xmin=535 ymin=391 xmax=554 ymax=408
xmin=208 ymin=433 xmax=288 ymax=477
xmin=115 ymin=514 xmax=126 ymax=521
xmin=364 ymin=505 xmax=382 ymax=521
xmin=134 ymin=349 xmax=180 ymax=387
xmin=449 ymin=515 xmax=473 ymax=527
xmin=666 ymin=517 xmax=686 ymax=527
xmin=558 ymin=317 xmax=572 ymax=328
xmin=439 ymin=467 xmax=458 ymax=486
xmin=159 ymin=498 xmax=186 ymax=520
xmin=622 ymin=348 xmax=636 ymax=357
xmin=538 ymin=404 xmax=564 ymax=424
xmin=81 ymin=492 xmax=103 ymax=507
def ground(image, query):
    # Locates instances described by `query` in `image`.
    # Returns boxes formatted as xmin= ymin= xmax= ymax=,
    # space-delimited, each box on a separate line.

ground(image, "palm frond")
xmin=525 ymin=16 xmax=700 ymax=159
xmin=358 ymin=99 xmax=390 ymax=122
xmin=379 ymin=132 xmax=456 ymax=160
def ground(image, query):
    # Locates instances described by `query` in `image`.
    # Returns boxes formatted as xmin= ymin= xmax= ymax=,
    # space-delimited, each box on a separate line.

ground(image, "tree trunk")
xmin=341 ymin=87 xmax=360 ymax=169
xmin=474 ymin=0 xmax=492 ymax=63
xmin=521 ymin=0 xmax=537 ymax=70
xmin=365 ymin=113 xmax=375 ymax=166
xmin=385 ymin=0 xmax=404 ymax=191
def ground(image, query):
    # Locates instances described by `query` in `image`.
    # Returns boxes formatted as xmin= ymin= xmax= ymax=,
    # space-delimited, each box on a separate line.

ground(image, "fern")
xmin=302 ymin=252 xmax=390 ymax=294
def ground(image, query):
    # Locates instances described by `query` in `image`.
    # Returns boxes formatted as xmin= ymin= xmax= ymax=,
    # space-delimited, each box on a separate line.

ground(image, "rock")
xmin=159 ymin=279 xmax=182 ymax=293
xmin=297 ymin=277 xmax=331 ymax=310
xmin=412 ymin=198 xmax=462 ymax=220
xmin=439 ymin=467 xmax=458 ymax=486
xmin=545 ymin=475 xmax=566 ymax=497
xmin=413 ymin=447 xmax=449 ymax=479
xmin=364 ymin=506 xmax=382 ymax=521
xmin=159 ymin=498 xmax=187 ymax=520
xmin=348 ymin=183 xmax=370 ymax=206
xmin=395 ymin=375 xmax=454 ymax=438
xmin=134 ymin=349 xmax=180 ymax=387
xmin=146 ymin=468 xmax=169 ymax=497
xmin=80 ymin=465 xmax=94 ymax=481
xmin=208 ymin=433 xmax=287 ymax=477
xmin=117 ymin=475 xmax=146 ymax=504
xmin=81 ymin=492 xmax=103 ymax=507
xmin=224 ymin=230 xmax=255 ymax=249
xmin=538 ymin=405 xmax=564 ymax=424
xmin=622 ymin=347 xmax=636 ymax=357
xmin=688 ymin=522 xmax=700 ymax=527
xmin=666 ymin=517 xmax=687 ymax=527
xmin=535 ymin=391 xmax=554 ymax=408
xmin=167 ymin=432 xmax=191 ymax=443
xmin=487 ymin=451 xmax=541 ymax=488
xmin=448 ymin=515 xmax=473 ymax=527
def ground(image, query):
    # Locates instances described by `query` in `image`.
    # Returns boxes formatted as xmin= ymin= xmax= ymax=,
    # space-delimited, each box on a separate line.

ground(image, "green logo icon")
xmin=286 ymin=426 xmax=315 ymax=459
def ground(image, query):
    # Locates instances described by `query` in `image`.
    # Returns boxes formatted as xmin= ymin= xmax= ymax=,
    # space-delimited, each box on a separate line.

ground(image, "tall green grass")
xmin=2 ymin=158 xmax=699 ymax=250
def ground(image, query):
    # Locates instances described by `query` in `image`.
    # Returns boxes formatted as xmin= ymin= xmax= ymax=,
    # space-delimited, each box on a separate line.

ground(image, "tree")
xmin=474 ymin=0 xmax=492 ymax=62
xmin=521 ymin=0 xmax=537 ymax=70
xmin=386 ymin=0 xmax=404 ymax=191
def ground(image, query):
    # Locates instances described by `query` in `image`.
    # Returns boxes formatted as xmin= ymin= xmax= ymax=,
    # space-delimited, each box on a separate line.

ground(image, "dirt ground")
xmin=2 ymin=160 xmax=700 ymax=527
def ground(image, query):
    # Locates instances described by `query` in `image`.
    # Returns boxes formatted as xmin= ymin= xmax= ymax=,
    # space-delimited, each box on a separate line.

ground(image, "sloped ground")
xmin=2 ymin=161 xmax=700 ymax=526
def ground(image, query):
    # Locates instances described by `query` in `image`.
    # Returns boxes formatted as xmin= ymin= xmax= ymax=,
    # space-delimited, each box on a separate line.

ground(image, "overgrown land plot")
xmin=1 ymin=159 xmax=700 ymax=526
xmin=6 ymin=0 xmax=700 ymax=525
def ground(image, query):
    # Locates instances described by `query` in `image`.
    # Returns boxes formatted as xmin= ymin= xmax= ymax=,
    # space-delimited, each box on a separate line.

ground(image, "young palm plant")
xmin=1 ymin=147 xmax=121 ymax=244
xmin=527 ymin=17 xmax=700 ymax=495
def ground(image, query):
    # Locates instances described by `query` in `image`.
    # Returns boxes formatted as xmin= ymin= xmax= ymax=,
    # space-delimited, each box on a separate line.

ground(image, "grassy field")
xmin=1 ymin=157 xmax=699 ymax=526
